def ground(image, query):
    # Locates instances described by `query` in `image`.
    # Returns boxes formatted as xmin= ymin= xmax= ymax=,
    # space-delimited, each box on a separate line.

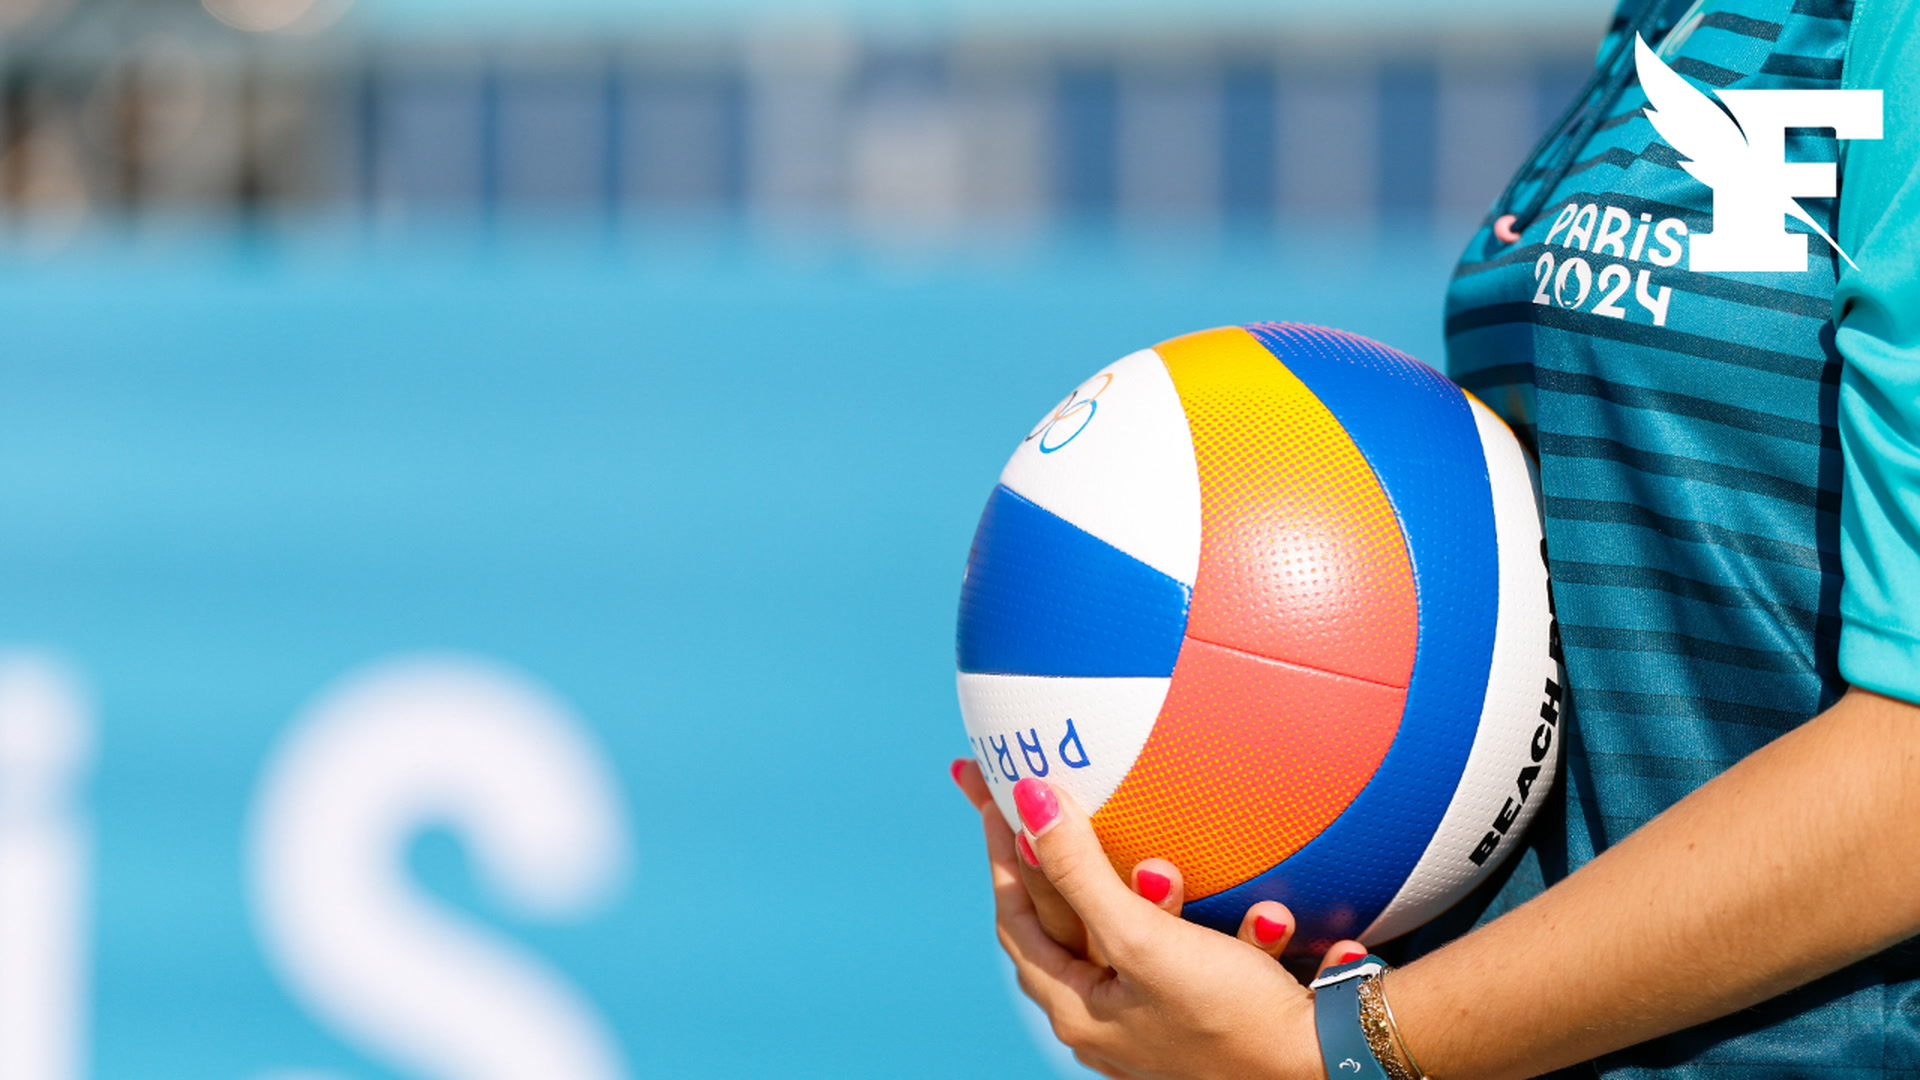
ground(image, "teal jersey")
xmin=1417 ymin=0 xmax=1920 ymax=1074
xmin=1835 ymin=0 xmax=1920 ymax=703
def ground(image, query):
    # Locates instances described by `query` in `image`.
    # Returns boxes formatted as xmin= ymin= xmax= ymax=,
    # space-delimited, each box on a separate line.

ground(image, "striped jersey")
xmin=1409 ymin=0 xmax=1920 ymax=1075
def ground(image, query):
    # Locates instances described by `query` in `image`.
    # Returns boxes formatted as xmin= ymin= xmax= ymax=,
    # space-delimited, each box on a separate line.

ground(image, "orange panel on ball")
xmin=1090 ymin=637 xmax=1406 ymax=901
xmin=1154 ymin=328 xmax=1418 ymax=688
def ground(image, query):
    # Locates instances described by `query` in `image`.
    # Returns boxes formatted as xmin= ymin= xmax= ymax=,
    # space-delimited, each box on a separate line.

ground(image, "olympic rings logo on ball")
xmin=1025 ymin=372 xmax=1113 ymax=454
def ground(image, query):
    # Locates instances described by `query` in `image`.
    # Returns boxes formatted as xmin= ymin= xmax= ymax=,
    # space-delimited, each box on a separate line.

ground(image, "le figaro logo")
xmin=1533 ymin=34 xmax=1882 ymax=323
xmin=1635 ymin=34 xmax=1881 ymax=272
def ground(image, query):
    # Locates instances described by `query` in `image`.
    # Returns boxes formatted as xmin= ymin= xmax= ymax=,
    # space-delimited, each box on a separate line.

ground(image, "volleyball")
xmin=955 ymin=322 xmax=1560 ymax=954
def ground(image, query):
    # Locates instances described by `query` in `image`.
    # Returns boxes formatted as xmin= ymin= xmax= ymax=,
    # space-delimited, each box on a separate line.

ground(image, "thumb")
xmin=1013 ymin=777 xmax=1165 ymax=966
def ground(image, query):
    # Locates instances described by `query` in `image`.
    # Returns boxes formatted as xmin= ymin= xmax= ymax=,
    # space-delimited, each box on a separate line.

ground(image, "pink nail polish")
xmin=1341 ymin=948 xmax=1368 ymax=964
xmin=1012 ymin=778 xmax=1060 ymax=835
xmin=949 ymin=758 xmax=970 ymax=788
xmin=1016 ymin=832 xmax=1040 ymax=867
xmin=1254 ymin=915 xmax=1289 ymax=945
xmin=1136 ymin=869 xmax=1171 ymax=904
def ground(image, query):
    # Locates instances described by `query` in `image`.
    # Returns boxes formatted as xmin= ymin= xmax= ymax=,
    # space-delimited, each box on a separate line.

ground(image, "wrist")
xmin=1308 ymin=954 xmax=1428 ymax=1080
xmin=1279 ymin=992 xmax=1329 ymax=1080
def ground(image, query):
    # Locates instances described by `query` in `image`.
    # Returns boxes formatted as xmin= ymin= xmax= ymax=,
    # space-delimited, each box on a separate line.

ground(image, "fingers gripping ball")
xmin=955 ymin=323 xmax=1561 ymax=958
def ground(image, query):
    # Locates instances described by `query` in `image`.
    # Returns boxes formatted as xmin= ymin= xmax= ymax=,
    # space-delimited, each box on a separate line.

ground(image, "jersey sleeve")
xmin=1834 ymin=0 xmax=1920 ymax=705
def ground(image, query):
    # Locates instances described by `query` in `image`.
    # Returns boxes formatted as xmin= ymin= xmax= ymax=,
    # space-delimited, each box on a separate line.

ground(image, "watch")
xmin=1309 ymin=954 xmax=1393 ymax=1080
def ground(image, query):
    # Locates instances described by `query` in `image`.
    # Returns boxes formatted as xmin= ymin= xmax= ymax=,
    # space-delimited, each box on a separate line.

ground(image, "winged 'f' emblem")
xmin=1634 ymin=34 xmax=1859 ymax=269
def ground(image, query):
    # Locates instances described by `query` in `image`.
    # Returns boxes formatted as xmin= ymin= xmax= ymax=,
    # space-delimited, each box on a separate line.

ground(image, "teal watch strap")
xmin=1310 ymin=955 xmax=1392 ymax=1080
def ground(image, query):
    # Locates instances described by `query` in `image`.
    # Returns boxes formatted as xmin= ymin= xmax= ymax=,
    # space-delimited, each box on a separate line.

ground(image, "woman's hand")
xmin=952 ymin=759 xmax=1095 ymax=961
xmin=954 ymin=688 xmax=1920 ymax=1080
xmin=953 ymin=760 xmax=1357 ymax=1080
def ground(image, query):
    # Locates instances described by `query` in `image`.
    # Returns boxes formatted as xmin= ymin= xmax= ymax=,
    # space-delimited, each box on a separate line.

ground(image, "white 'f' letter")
xmin=1694 ymin=89 xmax=1883 ymax=272
xmin=1635 ymin=36 xmax=1882 ymax=273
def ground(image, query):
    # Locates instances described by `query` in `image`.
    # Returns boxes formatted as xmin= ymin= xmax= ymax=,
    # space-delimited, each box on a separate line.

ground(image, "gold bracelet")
xmin=1356 ymin=973 xmax=1431 ymax=1080
xmin=1376 ymin=972 xmax=1432 ymax=1080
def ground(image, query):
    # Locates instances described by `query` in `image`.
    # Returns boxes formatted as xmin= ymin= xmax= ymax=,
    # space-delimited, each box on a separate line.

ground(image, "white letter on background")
xmin=249 ymin=656 xmax=632 ymax=1080
xmin=0 ymin=653 xmax=94 ymax=1080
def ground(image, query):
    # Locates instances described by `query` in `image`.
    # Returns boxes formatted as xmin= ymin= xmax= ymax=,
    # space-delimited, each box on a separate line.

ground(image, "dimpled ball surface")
xmin=956 ymin=323 xmax=1560 ymax=955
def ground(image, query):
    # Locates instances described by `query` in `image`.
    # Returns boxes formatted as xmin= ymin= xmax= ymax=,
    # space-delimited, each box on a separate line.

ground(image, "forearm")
xmin=1384 ymin=687 xmax=1920 ymax=1080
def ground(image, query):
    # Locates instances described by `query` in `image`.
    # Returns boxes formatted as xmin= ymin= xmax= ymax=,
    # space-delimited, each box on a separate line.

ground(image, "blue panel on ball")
xmin=958 ymin=484 xmax=1192 ymax=678
xmin=1185 ymin=324 xmax=1500 ymax=949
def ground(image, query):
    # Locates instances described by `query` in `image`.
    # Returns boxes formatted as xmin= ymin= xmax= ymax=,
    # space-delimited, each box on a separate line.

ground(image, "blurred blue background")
xmin=0 ymin=0 xmax=1607 ymax=1077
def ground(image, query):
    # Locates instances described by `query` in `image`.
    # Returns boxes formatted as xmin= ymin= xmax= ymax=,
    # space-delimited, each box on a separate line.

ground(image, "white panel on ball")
xmin=998 ymin=349 xmax=1202 ymax=586
xmin=956 ymin=672 xmax=1169 ymax=831
xmin=1359 ymin=398 xmax=1559 ymax=944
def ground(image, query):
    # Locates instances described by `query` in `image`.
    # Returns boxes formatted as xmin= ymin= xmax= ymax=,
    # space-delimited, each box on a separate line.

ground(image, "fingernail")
xmin=1341 ymin=948 xmax=1368 ymax=964
xmin=949 ymin=758 xmax=970 ymax=788
xmin=1136 ymin=869 xmax=1171 ymax=904
xmin=1254 ymin=915 xmax=1289 ymax=945
xmin=1012 ymin=778 xmax=1060 ymax=836
xmin=1016 ymin=832 xmax=1040 ymax=867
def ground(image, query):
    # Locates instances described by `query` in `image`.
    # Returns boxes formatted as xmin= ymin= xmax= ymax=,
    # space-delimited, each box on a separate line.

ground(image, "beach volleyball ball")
xmin=955 ymin=323 xmax=1560 ymax=954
